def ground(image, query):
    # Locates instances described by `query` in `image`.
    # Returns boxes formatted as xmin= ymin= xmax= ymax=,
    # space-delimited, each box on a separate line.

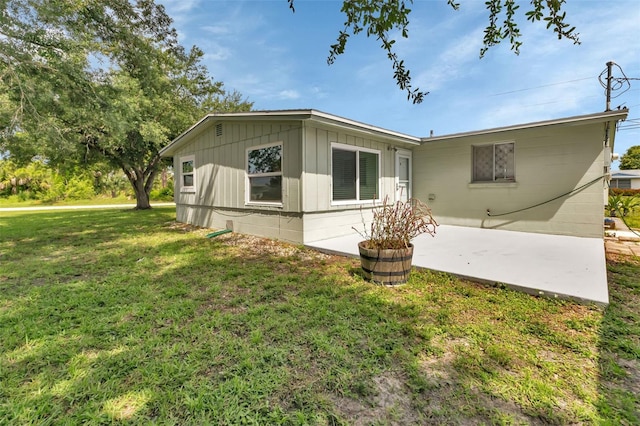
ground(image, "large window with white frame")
xmin=246 ymin=142 xmax=283 ymax=204
xmin=179 ymin=155 xmax=195 ymax=192
xmin=472 ymin=142 xmax=515 ymax=182
xmin=331 ymin=143 xmax=380 ymax=203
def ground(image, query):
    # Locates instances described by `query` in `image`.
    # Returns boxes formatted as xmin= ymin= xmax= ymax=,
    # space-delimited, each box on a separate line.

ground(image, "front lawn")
xmin=0 ymin=207 xmax=638 ymax=424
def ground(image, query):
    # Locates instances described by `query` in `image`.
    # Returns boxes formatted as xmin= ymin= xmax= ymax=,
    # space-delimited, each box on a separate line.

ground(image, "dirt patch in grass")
xmin=330 ymin=372 xmax=420 ymax=425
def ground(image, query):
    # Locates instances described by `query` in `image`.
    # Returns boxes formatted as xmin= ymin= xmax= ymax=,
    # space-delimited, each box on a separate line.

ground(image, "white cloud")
xmin=160 ymin=0 xmax=201 ymax=14
xmin=277 ymin=90 xmax=301 ymax=100
xmin=201 ymin=25 xmax=230 ymax=36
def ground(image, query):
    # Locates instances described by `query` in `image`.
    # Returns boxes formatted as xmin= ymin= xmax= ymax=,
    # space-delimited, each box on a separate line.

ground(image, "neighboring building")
xmin=610 ymin=169 xmax=640 ymax=189
xmin=159 ymin=108 xmax=628 ymax=244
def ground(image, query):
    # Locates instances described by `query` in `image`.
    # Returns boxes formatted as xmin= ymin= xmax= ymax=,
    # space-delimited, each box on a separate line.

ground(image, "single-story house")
xmin=159 ymin=108 xmax=628 ymax=244
xmin=610 ymin=169 xmax=640 ymax=189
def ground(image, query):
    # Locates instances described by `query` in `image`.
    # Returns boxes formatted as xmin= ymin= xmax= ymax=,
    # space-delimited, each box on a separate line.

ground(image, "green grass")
xmin=1 ymin=207 xmax=638 ymax=424
xmin=0 ymin=195 xmax=172 ymax=208
xmin=623 ymin=209 xmax=640 ymax=230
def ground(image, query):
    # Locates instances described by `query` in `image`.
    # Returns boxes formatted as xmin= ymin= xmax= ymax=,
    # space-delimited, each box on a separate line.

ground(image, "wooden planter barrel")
xmin=358 ymin=241 xmax=414 ymax=285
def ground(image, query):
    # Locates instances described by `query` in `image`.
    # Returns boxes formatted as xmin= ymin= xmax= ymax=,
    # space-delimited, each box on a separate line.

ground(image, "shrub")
xmin=150 ymin=186 xmax=174 ymax=201
xmin=607 ymin=194 xmax=640 ymax=217
xmin=609 ymin=188 xmax=640 ymax=197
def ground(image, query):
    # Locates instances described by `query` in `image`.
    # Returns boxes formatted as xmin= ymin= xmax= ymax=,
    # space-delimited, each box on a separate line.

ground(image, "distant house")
xmin=610 ymin=169 xmax=640 ymax=189
xmin=159 ymin=108 xmax=628 ymax=244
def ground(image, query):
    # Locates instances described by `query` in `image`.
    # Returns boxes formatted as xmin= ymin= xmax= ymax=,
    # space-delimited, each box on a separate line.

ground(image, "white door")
xmin=395 ymin=150 xmax=412 ymax=202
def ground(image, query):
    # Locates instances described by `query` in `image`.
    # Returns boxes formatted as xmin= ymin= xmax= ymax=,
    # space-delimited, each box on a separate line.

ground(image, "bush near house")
xmin=606 ymin=194 xmax=640 ymax=217
xmin=609 ymin=188 xmax=640 ymax=197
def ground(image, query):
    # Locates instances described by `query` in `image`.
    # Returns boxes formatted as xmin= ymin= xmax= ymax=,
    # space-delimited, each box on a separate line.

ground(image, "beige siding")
xmin=301 ymin=123 xmax=397 ymax=212
xmin=177 ymin=205 xmax=303 ymax=244
xmin=173 ymin=120 xmax=303 ymax=213
xmin=303 ymin=208 xmax=375 ymax=243
xmin=300 ymin=122 xmax=403 ymax=243
xmin=413 ymin=122 xmax=608 ymax=238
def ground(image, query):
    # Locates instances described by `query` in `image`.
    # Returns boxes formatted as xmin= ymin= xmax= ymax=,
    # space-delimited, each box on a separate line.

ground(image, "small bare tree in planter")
xmin=356 ymin=197 xmax=438 ymax=285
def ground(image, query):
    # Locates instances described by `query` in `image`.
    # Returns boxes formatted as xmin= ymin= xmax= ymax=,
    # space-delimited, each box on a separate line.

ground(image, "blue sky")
xmin=158 ymin=0 xmax=640 ymax=169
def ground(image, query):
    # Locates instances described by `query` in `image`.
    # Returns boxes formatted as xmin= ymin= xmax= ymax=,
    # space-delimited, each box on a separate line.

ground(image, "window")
xmin=180 ymin=155 xmax=195 ymax=192
xmin=472 ymin=142 xmax=515 ymax=182
xmin=332 ymin=144 xmax=380 ymax=202
xmin=614 ymin=179 xmax=631 ymax=189
xmin=247 ymin=143 xmax=282 ymax=204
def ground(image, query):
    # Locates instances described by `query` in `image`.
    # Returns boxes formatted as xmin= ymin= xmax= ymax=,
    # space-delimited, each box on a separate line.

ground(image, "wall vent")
xmin=215 ymin=123 xmax=223 ymax=137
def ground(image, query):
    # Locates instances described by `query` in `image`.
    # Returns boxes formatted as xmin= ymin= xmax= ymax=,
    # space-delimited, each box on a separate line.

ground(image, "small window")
xmin=332 ymin=144 xmax=380 ymax=203
xmin=247 ymin=143 xmax=282 ymax=204
xmin=614 ymin=179 xmax=631 ymax=189
xmin=473 ymin=142 xmax=515 ymax=182
xmin=180 ymin=155 xmax=195 ymax=192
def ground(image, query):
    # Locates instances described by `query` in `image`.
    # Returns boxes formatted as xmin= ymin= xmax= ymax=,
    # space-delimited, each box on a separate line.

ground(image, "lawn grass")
xmin=622 ymin=209 xmax=640 ymax=230
xmin=1 ymin=207 xmax=638 ymax=424
xmin=0 ymin=195 xmax=172 ymax=208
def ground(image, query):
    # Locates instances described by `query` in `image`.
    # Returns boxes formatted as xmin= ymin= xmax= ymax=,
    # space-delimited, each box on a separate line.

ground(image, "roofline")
xmin=420 ymin=108 xmax=629 ymax=143
xmin=160 ymin=109 xmax=420 ymax=157
xmin=611 ymin=170 xmax=640 ymax=176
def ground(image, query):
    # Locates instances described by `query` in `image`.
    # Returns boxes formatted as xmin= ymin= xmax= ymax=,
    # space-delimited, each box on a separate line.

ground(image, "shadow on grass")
xmin=598 ymin=254 xmax=640 ymax=423
xmin=1 ymin=208 xmax=638 ymax=424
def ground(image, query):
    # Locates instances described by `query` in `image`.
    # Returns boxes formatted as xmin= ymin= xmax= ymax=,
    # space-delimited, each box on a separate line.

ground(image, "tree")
xmin=619 ymin=145 xmax=640 ymax=170
xmin=288 ymin=0 xmax=580 ymax=104
xmin=0 ymin=0 xmax=252 ymax=209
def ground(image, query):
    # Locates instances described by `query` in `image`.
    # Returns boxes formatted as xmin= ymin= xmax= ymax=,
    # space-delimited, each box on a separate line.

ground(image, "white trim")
xmin=395 ymin=149 xmax=412 ymax=201
xmin=179 ymin=154 xmax=195 ymax=193
xmin=245 ymin=141 xmax=284 ymax=207
xmin=330 ymin=142 xmax=381 ymax=206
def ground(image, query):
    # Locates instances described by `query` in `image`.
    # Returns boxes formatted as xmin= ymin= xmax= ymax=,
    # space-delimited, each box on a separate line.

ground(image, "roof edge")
xmin=420 ymin=109 xmax=629 ymax=143
xmin=160 ymin=109 xmax=420 ymax=157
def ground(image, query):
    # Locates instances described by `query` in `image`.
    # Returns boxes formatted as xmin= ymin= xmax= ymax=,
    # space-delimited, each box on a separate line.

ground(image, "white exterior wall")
xmin=413 ymin=121 xmax=609 ymax=238
xmin=614 ymin=177 xmax=640 ymax=189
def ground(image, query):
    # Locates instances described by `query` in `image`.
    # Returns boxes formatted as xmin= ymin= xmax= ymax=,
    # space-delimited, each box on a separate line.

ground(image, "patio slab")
xmin=306 ymin=225 xmax=609 ymax=305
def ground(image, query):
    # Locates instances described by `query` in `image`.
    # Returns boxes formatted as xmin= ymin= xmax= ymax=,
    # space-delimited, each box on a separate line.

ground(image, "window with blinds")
xmin=332 ymin=144 xmax=379 ymax=202
xmin=472 ymin=142 xmax=515 ymax=182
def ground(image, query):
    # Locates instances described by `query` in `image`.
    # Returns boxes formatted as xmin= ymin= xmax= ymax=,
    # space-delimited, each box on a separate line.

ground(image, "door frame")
xmin=395 ymin=149 xmax=412 ymax=201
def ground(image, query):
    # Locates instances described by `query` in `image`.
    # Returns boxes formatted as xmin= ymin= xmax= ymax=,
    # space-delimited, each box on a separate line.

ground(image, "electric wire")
xmin=487 ymin=175 xmax=605 ymax=217
xmin=605 ymin=179 xmax=640 ymax=239
xmin=599 ymin=62 xmax=633 ymax=99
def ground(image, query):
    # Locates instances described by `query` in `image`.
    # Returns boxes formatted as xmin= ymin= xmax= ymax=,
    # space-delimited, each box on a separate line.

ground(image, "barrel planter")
xmin=358 ymin=241 xmax=414 ymax=285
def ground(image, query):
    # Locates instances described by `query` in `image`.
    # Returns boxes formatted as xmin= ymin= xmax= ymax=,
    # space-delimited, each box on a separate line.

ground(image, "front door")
xmin=395 ymin=150 xmax=412 ymax=202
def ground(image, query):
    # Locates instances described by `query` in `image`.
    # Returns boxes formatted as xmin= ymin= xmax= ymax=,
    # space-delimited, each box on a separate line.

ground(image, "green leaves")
xmin=1 ymin=0 xmax=252 ymax=209
xmin=291 ymin=0 xmax=581 ymax=103
xmin=619 ymin=145 xmax=640 ymax=170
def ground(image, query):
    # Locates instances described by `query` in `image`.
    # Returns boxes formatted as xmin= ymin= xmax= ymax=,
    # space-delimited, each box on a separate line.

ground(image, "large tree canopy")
xmin=0 ymin=0 xmax=252 ymax=209
xmin=289 ymin=0 xmax=580 ymax=103
xmin=619 ymin=145 xmax=640 ymax=170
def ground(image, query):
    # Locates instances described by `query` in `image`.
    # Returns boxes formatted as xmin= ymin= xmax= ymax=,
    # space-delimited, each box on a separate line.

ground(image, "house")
xmin=610 ymin=169 xmax=640 ymax=189
xmin=159 ymin=108 xmax=628 ymax=244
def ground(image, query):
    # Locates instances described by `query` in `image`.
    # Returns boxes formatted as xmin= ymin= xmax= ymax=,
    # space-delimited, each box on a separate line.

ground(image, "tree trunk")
xmin=133 ymin=183 xmax=151 ymax=209
xmin=125 ymin=168 xmax=152 ymax=210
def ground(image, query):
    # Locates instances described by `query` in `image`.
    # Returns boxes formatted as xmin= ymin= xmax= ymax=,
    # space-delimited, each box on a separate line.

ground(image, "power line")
xmin=489 ymin=76 xmax=594 ymax=97
xmin=599 ymin=62 xmax=633 ymax=100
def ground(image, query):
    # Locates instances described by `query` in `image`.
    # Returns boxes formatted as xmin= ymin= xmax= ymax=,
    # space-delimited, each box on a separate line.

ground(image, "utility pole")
xmin=605 ymin=61 xmax=614 ymax=111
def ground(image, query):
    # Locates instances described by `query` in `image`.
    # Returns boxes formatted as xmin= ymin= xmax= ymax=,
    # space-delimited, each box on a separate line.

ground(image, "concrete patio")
xmin=306 ymin=225 xmax=609 ymax=305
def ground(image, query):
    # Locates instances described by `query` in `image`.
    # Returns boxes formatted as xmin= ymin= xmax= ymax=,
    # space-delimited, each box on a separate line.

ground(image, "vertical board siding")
xmin=173 ymin=120 xmax=303 ymax=215
xmin=301 ymin=123 xmax=397 ymax=212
